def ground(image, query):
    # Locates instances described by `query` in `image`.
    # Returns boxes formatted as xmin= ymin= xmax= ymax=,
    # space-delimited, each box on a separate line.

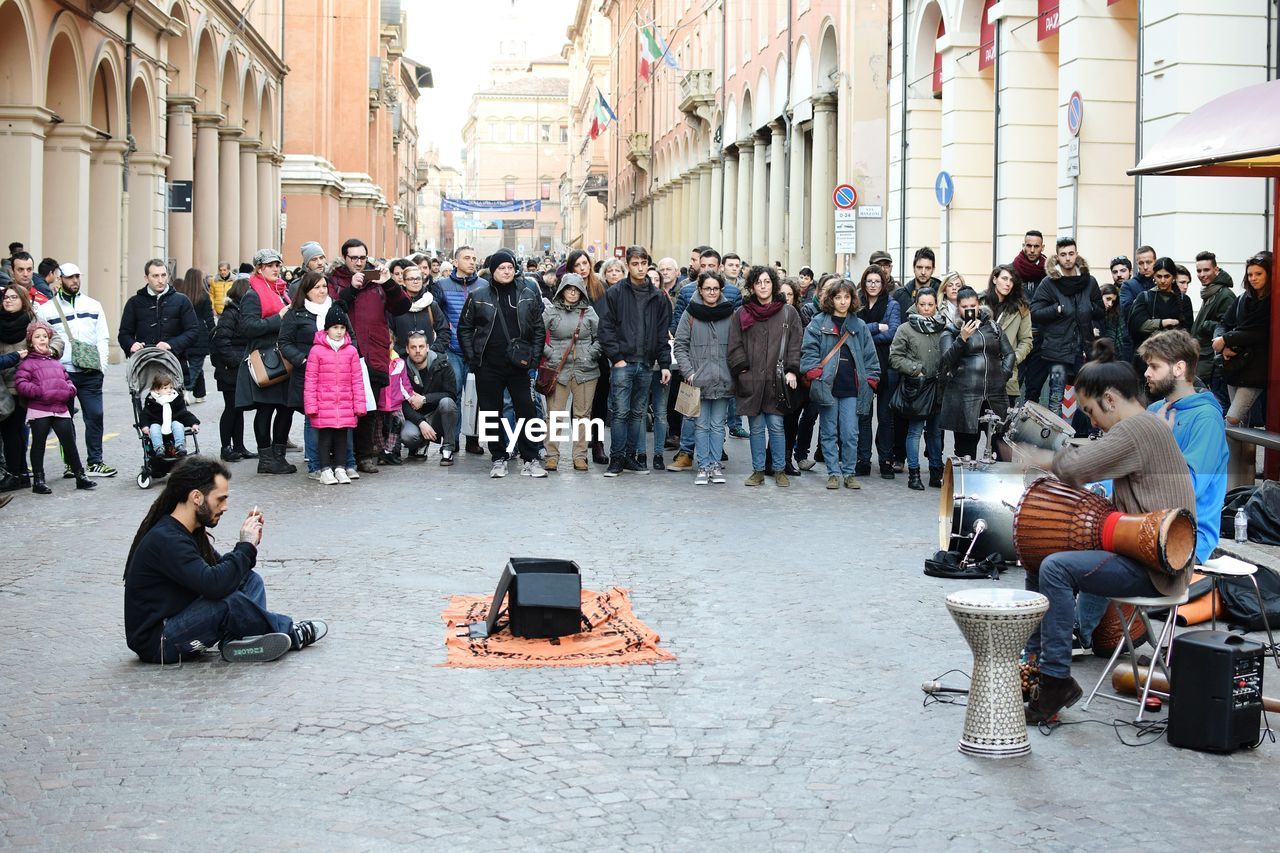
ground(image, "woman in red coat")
xmin=303 ymin=306 xmax=367 ymax=485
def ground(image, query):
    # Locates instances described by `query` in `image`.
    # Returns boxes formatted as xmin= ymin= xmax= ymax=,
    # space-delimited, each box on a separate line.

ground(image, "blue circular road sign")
xmin=934 ymin=171 xmax=954 ymax=208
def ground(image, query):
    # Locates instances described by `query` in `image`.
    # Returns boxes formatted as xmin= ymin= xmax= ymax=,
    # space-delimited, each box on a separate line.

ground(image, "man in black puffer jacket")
xmin=119 ymin=259 xmax=198 ymax=359
xmin=1030 ymin=237 xmax=1103 ymax=417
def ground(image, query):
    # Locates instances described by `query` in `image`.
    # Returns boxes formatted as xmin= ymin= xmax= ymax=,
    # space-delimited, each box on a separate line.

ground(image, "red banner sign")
xmin=978 ymin=0 xmax=998 ymax=71
xmin=1038 ymin=0 xmax=1060 ymax=41
xmin=932 ymin=18 xmax=945 ymax=94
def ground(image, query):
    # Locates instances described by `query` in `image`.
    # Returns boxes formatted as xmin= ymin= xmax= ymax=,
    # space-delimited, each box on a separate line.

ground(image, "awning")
xmin=1129 ymin=79 xmax=1280 ymax=177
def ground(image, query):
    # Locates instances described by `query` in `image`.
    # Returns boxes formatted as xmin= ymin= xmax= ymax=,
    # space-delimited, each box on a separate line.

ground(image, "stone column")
xmin=734 ymin=139 xmax=753 ymax=255
xmin=697 ymin=163 xmax=712 ymax=248
xmin=750 ymin=134 xmax=768 ymax=263
xmin=130 ymin=152 xmax=169 ymax=300
xmin=165 ymin=98 xmax=196 ymax=273
xmin=656 ymin=187 xmax=670 ymax=259
xmin=685 ymin=171 xmax=699 ymax=253
xmin=787 ymin=119 xmax=807 ymax=272
xmin=270 ymin=153 xmax=284 ymax=248
xmin=809 ymin=96 xmax=836 ymax=275
xmin=42 ymin=125 xmax=94 ymax=268
xmin=257 ymin=151 xmax=275 ymax=250
xmin=670 ymin=178 xmax=685 ymax=258
xmin=721 ymin=149 xmax=739 ymax=255
xmin=218 ymin=126 xmax=242 ymax=267
xmin=708 ymin=156 xmax=724 ymax=251
xmin=768 ymin=122 xmax=786 ymax=268
xmin=239 ymin=138 xmax=260 ymax=258
xmin=0 ymin=106 xmax=47 ymax=250
xmin=940 ymin=36 xmax=993 ymax=281
xmin=192 ymin=113 xmax=222 ymax=271
xmin=89 ymin=139 xmax=127 ymax=356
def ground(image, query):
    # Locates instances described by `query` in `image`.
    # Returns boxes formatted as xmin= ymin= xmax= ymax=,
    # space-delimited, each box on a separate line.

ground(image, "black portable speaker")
xmin=1167 ymin=630 xmax=1264 ymax=753
xmin=506 ymin=558 xmax=583 ymax=639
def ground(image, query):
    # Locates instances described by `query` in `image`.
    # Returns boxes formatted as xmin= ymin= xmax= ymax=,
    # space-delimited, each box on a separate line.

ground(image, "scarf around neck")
xmin=739 ymin=299 xmax=783 ymax=331
xmin=908 ymin=312 xmax=947 ymax=335
xmin=686 ymin=300 xmax=734 ymax=323
xmin=0 ymin=309 xmax=32 ymax=344
xmin=250 ymin=272 xmax=287 ymax=318
xmin=305 ymin=296 xmax=333 ymax=331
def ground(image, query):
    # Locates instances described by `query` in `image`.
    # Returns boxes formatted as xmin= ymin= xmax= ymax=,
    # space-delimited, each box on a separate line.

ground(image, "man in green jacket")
xmin=1190 ymin=250 xmax=1235 ymax=408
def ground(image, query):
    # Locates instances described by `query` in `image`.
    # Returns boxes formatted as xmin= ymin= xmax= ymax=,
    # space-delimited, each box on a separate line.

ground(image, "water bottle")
xmin=1235 ymin=507 xmax=1249 ymax=544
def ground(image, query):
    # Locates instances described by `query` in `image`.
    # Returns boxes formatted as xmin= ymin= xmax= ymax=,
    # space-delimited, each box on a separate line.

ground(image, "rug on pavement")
xmin=441 ymin=586 xmax=676 ymax=668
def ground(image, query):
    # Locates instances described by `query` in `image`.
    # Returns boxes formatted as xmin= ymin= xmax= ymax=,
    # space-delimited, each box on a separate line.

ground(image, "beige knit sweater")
xmin=1051 ymin=411 xmax=1197 ymax=595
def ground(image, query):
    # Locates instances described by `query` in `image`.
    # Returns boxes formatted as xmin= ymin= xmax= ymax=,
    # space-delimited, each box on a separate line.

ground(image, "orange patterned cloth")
xmin=441 ymin=587 xmax=676 ymax=668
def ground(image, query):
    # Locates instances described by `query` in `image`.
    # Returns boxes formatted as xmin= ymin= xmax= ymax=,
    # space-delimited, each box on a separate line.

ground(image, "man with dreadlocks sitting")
xmin=124 ymin=455 xmax=327 ymax=663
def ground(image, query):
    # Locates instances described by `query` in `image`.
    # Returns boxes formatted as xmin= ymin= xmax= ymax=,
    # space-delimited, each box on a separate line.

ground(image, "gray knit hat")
xmin=300 ymin=241 xmax=324 ymax=265
xmin=252 ymin=248 xmax=283 ymax=267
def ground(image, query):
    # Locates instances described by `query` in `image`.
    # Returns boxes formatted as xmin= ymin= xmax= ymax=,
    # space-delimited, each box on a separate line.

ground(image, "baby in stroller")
xmin=142 ymin=372 xmax=200 ymax=457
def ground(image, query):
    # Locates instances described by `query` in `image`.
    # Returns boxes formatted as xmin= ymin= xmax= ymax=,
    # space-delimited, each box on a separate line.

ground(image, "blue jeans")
xmin=749 ymin=413 xmax=785 ymax=471
xmin=608 ymin=363 xmax=652 ymax=459
xmin=679 ymin=410 xmax=696 ymax=454
xmin=905 ymin=414 xmax=942 ymax=472
xmin=857 ymin=371 xmax=897 ymax=466
xmin=1024 ymin=552 xmax=1158 ymax=678
xmin=1046 ymin=361 xmax=1069 ymax=416
xmin=184 ymin=354 xmax=207 ymax=397
xmin=446 ymin=350 xmax=468 ymax=443
xmin=819 ymin=396 xmax=860 ymax=476
xmin=1076 ymin=592 xmax=1110 ymax=646
xmin=649 ymin=370 xmax=669 ymax=455
xmin=148 ymin=422 xmax=185 ymax=452
xmin=68 ymin=369 xmax=104 ymax=465
xmin=305 ymin=417 xmax=355 ymax=473
xmin=694 ymin=397 xmax=730 ymax=470
xmin=157 ymin=570 xmax=293 ymax=664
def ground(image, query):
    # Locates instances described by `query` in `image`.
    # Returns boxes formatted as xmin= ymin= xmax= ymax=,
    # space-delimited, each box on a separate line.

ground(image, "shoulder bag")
xmin=773 ymin=320 xmax=798 ymax=412
xmin=535 ymin=310 xmax=584 ymax=396
xmin=493 ymin=294 xmax=534 ymax=369
xmin=799 ymin=328 xmax=850 ymax=391
xmin=246 ymin=345 xmax=293 ymax=387
xmin=674 ymin=315 xmax=701 ymax=418
xmin=50 ymin=296 xmax=101 ymax=372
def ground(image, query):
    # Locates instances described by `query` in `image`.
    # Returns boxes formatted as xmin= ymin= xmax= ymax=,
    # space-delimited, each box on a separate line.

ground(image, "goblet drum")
xmin=945 ymin=588 xmax=1049 ymax=758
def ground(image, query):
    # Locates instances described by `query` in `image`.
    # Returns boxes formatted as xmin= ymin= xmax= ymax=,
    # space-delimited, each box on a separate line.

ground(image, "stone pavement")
xmin=2 ymin=362 xmax=1278 ymax=850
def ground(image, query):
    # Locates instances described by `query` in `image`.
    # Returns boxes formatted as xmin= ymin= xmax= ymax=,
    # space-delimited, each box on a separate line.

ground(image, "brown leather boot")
xmin=1024 ymin=673 xmax=1082 ymax=724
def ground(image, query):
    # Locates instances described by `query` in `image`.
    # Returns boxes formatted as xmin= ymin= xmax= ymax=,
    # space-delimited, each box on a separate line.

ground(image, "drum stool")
xmin=1082 ymin=589 xmax=1189 ymax=722
xmin=1197 ymin=557 xmax=1280 ymax=669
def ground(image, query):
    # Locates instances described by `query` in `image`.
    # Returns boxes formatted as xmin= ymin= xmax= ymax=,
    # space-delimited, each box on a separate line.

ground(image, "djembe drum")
xmin=945 ymin=588 xmax=1049 ymax=758
xmin=1013 ymin=477 xmax=1196 ymax=576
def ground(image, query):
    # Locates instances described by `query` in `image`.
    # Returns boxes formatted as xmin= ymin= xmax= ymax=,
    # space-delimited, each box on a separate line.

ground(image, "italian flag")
xmin=589 ymin=88 xmax=618 ymax=140
xmin=639 ymin=26 xmax=665 ymax=82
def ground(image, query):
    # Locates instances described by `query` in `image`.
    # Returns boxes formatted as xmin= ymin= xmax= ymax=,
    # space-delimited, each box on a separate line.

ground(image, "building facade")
xmin=280 ymin=0 xmax=428 ymax=264
xmin=415 ymin=145 xmax=462 ymax=257
xmin=0 ymin=0 xmax=284 ymax=361
xmin=459 ymin=53 xmax=571 ymax=258
xmin=562 ymin=0 xmax=612 ymax=257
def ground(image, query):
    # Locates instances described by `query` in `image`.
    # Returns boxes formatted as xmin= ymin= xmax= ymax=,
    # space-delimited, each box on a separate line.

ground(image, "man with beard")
xmin=1011 ymin=230 xmax=1047 ymax=296
xmin=1029 ymin=237 xmax=1104 ymax=417
xmin=123 ymin=456 xmax=327 ymax=664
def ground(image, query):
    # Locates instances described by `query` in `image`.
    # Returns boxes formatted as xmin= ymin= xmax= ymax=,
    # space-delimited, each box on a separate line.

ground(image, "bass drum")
xmin=938 ymin=458 xmax=1032 ymax=564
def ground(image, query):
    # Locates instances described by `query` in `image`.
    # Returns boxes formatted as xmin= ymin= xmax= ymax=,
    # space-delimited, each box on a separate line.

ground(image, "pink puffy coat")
xmin=15 ymin=351 xmax=77 ymax=413
xmin=303 ymin=330 xmax=367 ymax=428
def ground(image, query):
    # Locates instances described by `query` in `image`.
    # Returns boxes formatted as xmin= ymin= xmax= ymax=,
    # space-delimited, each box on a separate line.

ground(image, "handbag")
xmin=492 ymin=295 xmax=534 ymax=369
xmin=800 ymin=329 xmax=850 ymax=391
xmin=358 ymin=357 xmax=377 ymax=411
xmin=535 ymin=310 xmax=584 ymax=396
xmin=674 ymin=379 xmax=701 ymax=418
xmin=246 ymin=345 xmax=293 ymax=387
xmin=773 ymin=320 xmax=798 ymax=412
xmin=890 ymin=373 xmax=940 ymax=417
xmin=50 ymin=295 xmax=101 ymax=372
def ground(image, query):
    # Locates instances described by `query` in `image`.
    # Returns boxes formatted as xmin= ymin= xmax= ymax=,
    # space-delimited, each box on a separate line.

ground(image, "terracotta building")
xmin=0 ymin=0 xmax=284 ymax=361
xmin=561 ymin=0 xmax=612 ymax=256
xmin=280 ymin=0 xmax=429 ymax=263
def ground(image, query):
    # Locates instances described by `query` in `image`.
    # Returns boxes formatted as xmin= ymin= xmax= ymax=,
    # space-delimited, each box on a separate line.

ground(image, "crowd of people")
xmin=0 ymin=232 xmax=1270 ymax=499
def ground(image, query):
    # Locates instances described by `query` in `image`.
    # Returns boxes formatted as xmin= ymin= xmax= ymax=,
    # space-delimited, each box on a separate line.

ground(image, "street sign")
xmin=858 ymin=205 xmax=883 ymax=219
xmin=834 ymin=210 xmax=857 ymax=254
xmin=832 ymin=184 xmax=858 ymax=210
xmin=1067 ymin=90 xmax=1084 ymax=137
xmin=934 ymin=171 xmax=954 ymax=208
xmin=1066 ymin=137 xmax=1080 ymax=178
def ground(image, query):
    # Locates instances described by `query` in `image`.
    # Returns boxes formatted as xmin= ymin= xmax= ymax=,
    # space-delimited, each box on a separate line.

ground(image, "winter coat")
xmin=437 ymin=270 xmax=478 ymax=355
xmin=36 ymin=291 xmax=109 ymax=375
xmin=1030 ymin=257 xmax=1104 ymax=365
xmin=939 ymin=310 xmax=1015 ymax=434
xmin=1214 ymin=288 xmax=1271 ymax=389
xmin=858 ymin=295 xmax=902 ymax=382
xmin=1191 ymin=275 xmax=1236 ymax=381
xmin=991 ymin=304 xmax=1033 ymax=397
xmin=0 ymin=311 xmax=62 ymax=396
xmin=187 ymin=295 xmax=215 ymax=359
xmin=233 ymin=289 xmax=290 ymax=409
xmin=458 ymin=281 xmax=546 ymax=371
xmin=669 ymin=279 xmax=742 ymax=333
xmin=210 ymin=295 xmax=247 ymax=392
xmin=1120 ymin=273 xmax=1153 ymax=316
xmin=303 ymin=331 xmax=367 ymax=429
xmin=402 ymin=350 xmax=457 ymax=426
xmin=332 ymin=265 xmax=411 ymax=378
xmin=141 ymin=391 xmax=200 ymax=429
xmin=117 ymin=287 xmax=199 ymax=357
xmin=672 ymin=295 xmax=735 ymax=400
xmin=800 ymin=312 xmax=881 ymax=414
xmin=14 ymin=350 xmax=77 ymax=412
xmin=726 ymin=303 xmax=802 ymax=417
xmin=892 ymin=277 xmax=941 ymax=316
xmin=888 ymin=311 xmax=947 ymax=381
xmin=391 ymin=290 xmax=451 ymax=357
xmin=1127 ymin=286 xmax=1193 ymax=352
xmin=542 ymin=282 xmax=602 ymax=385
xmin=599 ymin=280 xmax=673 ymax=368
xmin=209 ymin=275 xmax=233 ymax=315
xmin=277 ymin=302 xmax=331 ymax=411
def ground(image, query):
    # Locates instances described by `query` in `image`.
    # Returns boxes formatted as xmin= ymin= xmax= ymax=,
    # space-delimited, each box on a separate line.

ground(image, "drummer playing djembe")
xmin=1018 ymin=339 xmax=1196 ymax=724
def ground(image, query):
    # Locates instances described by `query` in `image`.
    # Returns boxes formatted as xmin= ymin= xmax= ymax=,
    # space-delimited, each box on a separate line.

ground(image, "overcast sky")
xmin=406 ymin=0 xmax=577 ymax=170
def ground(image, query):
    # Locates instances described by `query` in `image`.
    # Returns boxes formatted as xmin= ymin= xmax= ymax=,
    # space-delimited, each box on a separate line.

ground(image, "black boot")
xmin=32 ymin=475 xmax=51 ymax=495
xmin=75 ymin=471 xmax=97 ymax=490
xmin=928 ymin=466 xmax=944 ymax=488
xmin=0 ymin=470 xmax=20 ymax=492
xmin=854 ymin=461 xmax=871 ymax=477
xmin=272 ymin=445 xmax=298 ymax=474
xmin=258 ymin=446 xmax=295 ymax=475
xmin=880 ymin=461 xmax=896 ymax=480
xmin=591 ymin=439 xmax=608 ymax=466
xmin=221 ymin=446 xmax=243 ymax=462
xmin=1024 ymin=673 xmax=1083 ymax=724
xmin=907 ymin=470 xmax=925 ymax=490
xmin=233 ymin=444 xmax=258 ymax=459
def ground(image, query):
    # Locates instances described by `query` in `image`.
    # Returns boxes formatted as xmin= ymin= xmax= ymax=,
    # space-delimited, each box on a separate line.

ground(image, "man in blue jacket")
xmin=1119 ymin=245 xmax=1156 ymax=316
xmin=437 ymin=245 xmax=480 ymax=452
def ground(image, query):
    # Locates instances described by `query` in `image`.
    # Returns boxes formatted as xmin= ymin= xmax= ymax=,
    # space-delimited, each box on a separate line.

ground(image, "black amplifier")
xmin=1167 ymin=630 xmax=1264 ymax=753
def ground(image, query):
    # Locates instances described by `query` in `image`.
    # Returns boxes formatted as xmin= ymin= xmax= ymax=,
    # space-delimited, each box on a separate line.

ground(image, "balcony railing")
xmin=678 ymin=69 xmax=715 ymax=121
xmin=626 ymin=132 xmax=650 ymax=171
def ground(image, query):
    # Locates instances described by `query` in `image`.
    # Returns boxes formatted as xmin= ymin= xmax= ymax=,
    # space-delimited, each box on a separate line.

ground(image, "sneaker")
xmin=440 ymin=448 xmax=455 ymax=467
xmin=826 ymin=474 xmax=840 ymax=490
xmin=490 ymin=459 xmax=509 ymax=478
xmin=729 ymin=425 xmax=750 ymax=439
xmin=289 ymin=619 xmax=328 ymax=651
xmin=774 ymin=472 xmax=790 ymax=488
xmin=86 ymin=462 xmax=117 ymax=478
xmin=636 ymin=453 xmax=647 ymax=467
xmin=694 ymin=467 xmax=710 ymax=485
xmin=526 ymin=460 xmax=547 ymax=478
xmin=855 ymin=461 xmax=871 ymax=477
xmin=307 ymin=469 xmax=322 ymax=481
xmin=652 ymin=455 xmax=665 ymax=471
xmin=844 ymin=475 xmax=861 ymax=490
xmin=356 ymin=458 xmax=379 ymax=474
xmin=669 ymin=451 xmax=694 ymax=471
xmin=220 ymin=632 xmax=292 ymax=663
xmin=63 ymin=464 xmax=74 ymax=479
xmin=286 ymin=439 xmax=302 ymax=451
xmin=745 ymin=470 xmax=766 ymax=486
xmin=318 ymin=468 xmax=338 ymax=485
xmin=622 ymin=456 xmax=649 ymax=474
xmin=710 ymin=465 xmax=726 ymax=484
xmin=345 ymin=466 xmax=361 ymax=480
xmin=798 ymin=458 xmax=816 ymax=471
xmin=379 ymin=451 xmax=403 ymax=467
xmin=1071 ymin=627 xmax=1091 ymax=659
xmin=604 ymin=457 xmax=624 ymax=477
xmin=184 ymin=390 xmax=195 ymax=404
xmin=333 ymin=467 xmax=352 ymax=484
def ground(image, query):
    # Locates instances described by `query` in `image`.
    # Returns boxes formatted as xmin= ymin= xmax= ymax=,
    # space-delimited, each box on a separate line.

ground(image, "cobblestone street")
xmin=2 ymin=364 xmax=1278 ymax=851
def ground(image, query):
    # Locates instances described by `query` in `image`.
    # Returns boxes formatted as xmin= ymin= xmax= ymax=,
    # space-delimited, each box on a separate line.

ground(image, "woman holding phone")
xmin=939 ymin=287 xmax=1014 ymax=461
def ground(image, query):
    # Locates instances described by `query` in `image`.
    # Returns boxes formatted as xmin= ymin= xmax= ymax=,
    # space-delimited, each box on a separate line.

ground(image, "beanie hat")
xmin=26 ymin=319 xmax=56 ymax=347
xmin=324 ymin=304 xmax=350 ymax=330
xmin=300 ymin=241 xmax=324 ymax=266
xmin=487 ymin=249 xmax=517 ymax=276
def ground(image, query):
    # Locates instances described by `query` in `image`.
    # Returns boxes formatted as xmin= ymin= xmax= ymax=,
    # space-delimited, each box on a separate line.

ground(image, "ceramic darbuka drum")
xmin=945 ymin=588 xmax=1049 ymax=758
xmin=1006 ymin=401 xmax=1074 ymax=453
xmin=938 ymin=459 xmax=1029 ymax=563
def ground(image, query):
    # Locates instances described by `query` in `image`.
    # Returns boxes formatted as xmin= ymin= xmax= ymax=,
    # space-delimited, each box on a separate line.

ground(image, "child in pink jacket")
xmin=304 ymin=306 xmax=367 ymax=485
